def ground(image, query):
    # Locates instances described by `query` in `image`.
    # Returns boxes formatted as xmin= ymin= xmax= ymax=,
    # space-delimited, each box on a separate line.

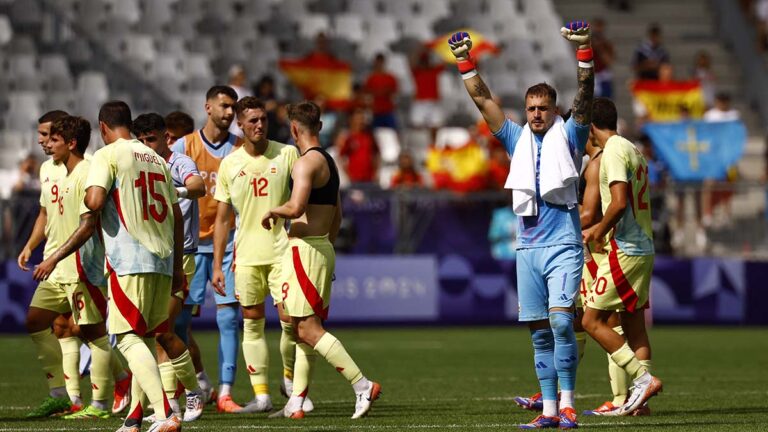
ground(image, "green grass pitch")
xmin=0 ymin=326 xmax=766 ymax=431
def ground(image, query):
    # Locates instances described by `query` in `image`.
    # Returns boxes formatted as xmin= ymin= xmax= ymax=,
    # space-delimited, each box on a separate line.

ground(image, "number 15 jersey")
xmin=599 ymin=135 xmax=654 ymax=256
xmin=214 ymin=142 xmax=299 ymax=266
xmin=86 ymin=138 xmax=179 ymax=276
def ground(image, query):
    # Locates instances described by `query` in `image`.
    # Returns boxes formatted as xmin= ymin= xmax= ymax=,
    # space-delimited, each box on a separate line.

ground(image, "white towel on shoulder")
xmin=505 ymin=117 xmax=579 ymax=216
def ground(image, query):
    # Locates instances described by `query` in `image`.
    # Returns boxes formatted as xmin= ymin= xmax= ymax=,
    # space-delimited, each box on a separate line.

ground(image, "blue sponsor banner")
xmin=1 ymin=255 xmax=767 ymax=332
xmin=643 ymin=120 xmax=746 ymax=181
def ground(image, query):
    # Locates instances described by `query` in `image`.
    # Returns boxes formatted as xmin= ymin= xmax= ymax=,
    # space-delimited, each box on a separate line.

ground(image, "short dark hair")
xmin=648 ymin=23 xmax=661 ymax=35
xmin=50 ymin=115 xmax=91 ymax=154
xmin=38 ymin=110 xmax=69 ymax=125
xmin=164 ymin=111 xmax=195 ymax=135
xmin=592 ymin=97 xmax=618 ymax=131
xmin=235 ymin=96 xmax=266 ymax=117
xmin=525 ymin=83 xmax=557 ymax=106
xmin=206 ymin=85 xmax=238 ymax=101
xmin=715 ymin=92 xmax=731 ymax=103
xmin=98 ymin=100 xmax=133 ymax=129
xmin=287 ymin=101 xmax=322 ymax=134
xmin=132 ymin=113 xmax=166 ymax=137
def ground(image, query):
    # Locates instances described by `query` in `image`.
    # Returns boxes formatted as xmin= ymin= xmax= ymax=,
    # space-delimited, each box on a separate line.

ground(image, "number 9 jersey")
xmin=86 ymin=138 xmax=179 ymax=276
xmin=214 ymin=142 xmax=299 ymax=266
xmin=599 ymin=135 xmax=654 ymax=256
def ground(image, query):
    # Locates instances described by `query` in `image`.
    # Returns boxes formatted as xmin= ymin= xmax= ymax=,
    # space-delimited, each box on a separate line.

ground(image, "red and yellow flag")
xmin=631 ymin=80 xmax=705 ymax=122
xmin=427 ymin=28 xmax=501 ymax=64
xmin=279 ymin=54 xmax=352 ymax=110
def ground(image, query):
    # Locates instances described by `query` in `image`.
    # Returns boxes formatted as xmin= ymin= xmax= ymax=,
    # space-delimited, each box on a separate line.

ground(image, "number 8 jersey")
xmin=86 ymin=138 xmax=179 ymax=276
xmin=599 ymin=135 xmax=654 ymax=256
xmin=214 ymin=142 xmax=299 ymax=266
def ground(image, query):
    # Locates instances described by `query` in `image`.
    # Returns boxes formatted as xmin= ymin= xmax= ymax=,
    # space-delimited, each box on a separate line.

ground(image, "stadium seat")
xmin=5 ymin=92 xmax=41 ymax=132
xmin=0 ymin=15 xmax=12 ymax=46
xmin=334 ymin=14 xmax=365 ymax=44
xmin=76 ymin=71 xmax=109 ymax=123
xmin=412 ymin=0 xmax=450 ymax=21
xmin=381 ymin=0 xmax=415 ymax=17
xmin=106 ymin=0 xmax=140 ymax=24
xmin=486 ymin=0 xmax=519 ymax=18
xmin=385 ymin=53 xmax=415 ymax=97
xmin=298 ymin=14 xmax=331 ymax=40
xmin=400 ymin=15 xmax=436 ymax=41
xmin=347 ymin=0 xmax=380 ymax=16
xmin=374 ymin=127 xmax=401 ymax=164
xmin=8 ymin=54 xmax=40 ymax=92
xmin=43 ymin=91 xmax=76 ymax=113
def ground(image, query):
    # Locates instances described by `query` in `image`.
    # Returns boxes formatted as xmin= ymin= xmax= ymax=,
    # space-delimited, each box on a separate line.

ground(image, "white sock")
xmin=283 ymin=377 xmax=293 ymax=394
xmin=352 ymin=377 xmax=370 ymax=394
xmin=197 ymin=371 xmax=210 ymax=387
xmin=91 ymin=400 xmax=107 ymax=411
xmin=543 ymin=400 xmax=558 ymax=417
xmin=256 ymin=394 xmax=270 ymax=403
xmin=219 ymin=383 xmax=232 ymax=397
xmin=169 ymin=398 xmax=181 ymax=415
xmin=559 ymin=390 xmax=574 ymax=409
xmin=70 ymin=395 xmax=83 ymax=405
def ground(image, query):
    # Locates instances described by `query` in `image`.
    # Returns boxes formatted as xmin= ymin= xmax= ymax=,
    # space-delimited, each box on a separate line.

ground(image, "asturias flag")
xmin=632 ymin=80 xmax=706 ymax=122
xmin=428 ymin=28 xmax=501 ymax=64
xmin=642 ymin=120 xmax=746 ymax=181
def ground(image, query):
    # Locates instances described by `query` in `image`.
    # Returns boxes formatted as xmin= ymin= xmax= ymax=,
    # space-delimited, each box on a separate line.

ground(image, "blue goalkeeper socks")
xmin=216 ymin=305 xmax=239 ymax=385
xmin=530 ymin=328 xmax=557 ymax=403
xmin=174 ymin=307 xmax=193 ymax=345
xmin=550 ymin=311 xmax=578 ymax=392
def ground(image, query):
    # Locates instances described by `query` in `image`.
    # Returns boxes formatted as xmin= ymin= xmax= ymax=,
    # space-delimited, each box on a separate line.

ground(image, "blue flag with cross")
xmin=642 ymin=120 xmax=746 ymax=181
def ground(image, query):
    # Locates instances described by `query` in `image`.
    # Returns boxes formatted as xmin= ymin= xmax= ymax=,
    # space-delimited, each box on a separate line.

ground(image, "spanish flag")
xmin=279 ymin=54 xmax=352 ymax=110
xmin=426 ymin=140 xmax=489 ymax=193
xmin=631 ymin=80 xmax=706 ymax=122
xmin=428 ymin=28 xmax=501 ymax=64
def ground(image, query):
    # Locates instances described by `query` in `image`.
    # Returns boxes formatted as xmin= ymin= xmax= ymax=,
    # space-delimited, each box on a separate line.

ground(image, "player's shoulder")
xmin=221 ymin=145 xmax=245 ymax=163
xmin=170 ymin=150 xmax=196 ymax=166
xmin=271 ymin=140 xmax=299 ymax=156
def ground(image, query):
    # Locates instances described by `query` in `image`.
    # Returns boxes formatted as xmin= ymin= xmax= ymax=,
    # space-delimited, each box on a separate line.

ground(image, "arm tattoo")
xmin=472 ymin=80 xmax=492 ymax=101
xmin=572 ymin=66 xmax=594 ymax=125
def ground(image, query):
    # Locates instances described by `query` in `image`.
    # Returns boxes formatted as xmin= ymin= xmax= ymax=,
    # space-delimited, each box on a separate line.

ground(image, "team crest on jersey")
xmin=270 ymin=165 xmax=277 ymax=174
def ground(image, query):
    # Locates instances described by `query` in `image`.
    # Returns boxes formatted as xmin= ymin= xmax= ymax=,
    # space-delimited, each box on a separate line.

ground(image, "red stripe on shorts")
xmin=586 ymin=255 xmax=599 ymax=279
xmin=106 ymin=262 xmax=149 ymax=336
xmin=75 ymin=250 xmax=107 ymax=318
xmin=291 ymin=246 xmax=328 ymax=320
xmin=608 ymin=239 xmax=639 ymax=312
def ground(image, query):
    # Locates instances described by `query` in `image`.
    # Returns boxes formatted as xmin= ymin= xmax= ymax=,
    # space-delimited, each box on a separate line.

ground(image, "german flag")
xmin=279 ymin=54 xmax=352 ymax=110
xmin=427 ymin=28 xmax=501 ymax=64
xmin=631 ymin=79 xmax=705 ymax=122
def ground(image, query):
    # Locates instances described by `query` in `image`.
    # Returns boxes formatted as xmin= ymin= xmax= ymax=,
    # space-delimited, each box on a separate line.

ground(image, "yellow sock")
xmin=608 ymin=326 xmax=629 ymax=405
xmin=243 ymin=318 xmax=269 ymax=395
xmin=116 ymin=334 xmax=169 ymax=420
xmin=607 ymin=352 xmax=629 ymax=405
xmin=159 ymin=361 xmax=177 ymax=400
xmin=59 ymin=336 xmax=82 ymax=401
xmin=170 ymin=350 xmax=199 ymax=392
xmin=314 ymin=332 xmax=363 ymax=385
xmin=291 ymin=343 xmax=316 ymax=398
xmin=87 ymin=335 xmax=114 ymax=403
xmin=610 ymin=343 xmax=647 ymax=380
xmin=279 ymin=321 xmax=296 ymax=381
xmin=639 ymin=359 xmax=652 ymax=374
xmin=110 ymin=347 xmax=128 ymax=380
xmin=575 ymin=331 xmax=587 ymax=363
xmin=30 ymin=329 xmax=65 ymax=390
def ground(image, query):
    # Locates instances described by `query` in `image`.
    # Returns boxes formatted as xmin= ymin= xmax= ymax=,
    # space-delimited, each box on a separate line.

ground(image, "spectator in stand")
xmin=632 ymin=23 xmax=670 ymax=80
xmin=755 ymin=0 xmax=768 ymax=50
xmin=336 ymin=107 xmax=379 ymax=184
xmin=6 ymin=153 xmax=41 ymax=262
xmin=228 ymin=64 xmax=252 ymax=100
xmin=12 ymin=152 xmax=40 ymax=194
xmin=692 ymin=51 xmax=716 ymax=108
xmin=268 ymin=102 xmax=292 ymax=144
xmin=254 ymin=74 xmax=278 ymax=111
xmin=592 ymin=18 xmax=615 ymax=98
xmin=636 ymin=137 xmax=672 ymax=253
xmin=364 ymin=53 xmax=399 ymax=130
xmin=488 ymin=204 xmax=518 ymax=260
xmin=306 ymin=32 xmax=337 ymax=63
xmin=390 ymin=152 xmax=423 ymax=189
xmin=704 ymin=92 xmax=740 ymax=122
xmin=409 ymin=46 xmax=445 ymax=134
xmin=227 ymin=64 xmax=252 ymax=137
xmin=349 ymin=82 xmax=371 ymax=112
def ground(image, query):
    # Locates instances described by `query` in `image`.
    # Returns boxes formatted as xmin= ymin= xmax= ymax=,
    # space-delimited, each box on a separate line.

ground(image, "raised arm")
xmin=448 ymin=32 xmax=505 ymax=133
xmin=561 ymin=21 xmax=595 ymax=125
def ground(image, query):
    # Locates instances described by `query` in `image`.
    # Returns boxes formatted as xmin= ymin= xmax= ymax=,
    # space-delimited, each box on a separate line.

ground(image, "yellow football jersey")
xmin=599 ymin=135 xmax=654 ymax=256
xmin=86 ymin=138 xmax=179 ymax=276
xmin=214 ymin=142 xmax=299 ymax=265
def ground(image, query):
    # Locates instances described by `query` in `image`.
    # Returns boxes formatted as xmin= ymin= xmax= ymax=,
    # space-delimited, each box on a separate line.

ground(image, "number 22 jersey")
xmin=86 ymin=138 xmax=179 ymax=276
